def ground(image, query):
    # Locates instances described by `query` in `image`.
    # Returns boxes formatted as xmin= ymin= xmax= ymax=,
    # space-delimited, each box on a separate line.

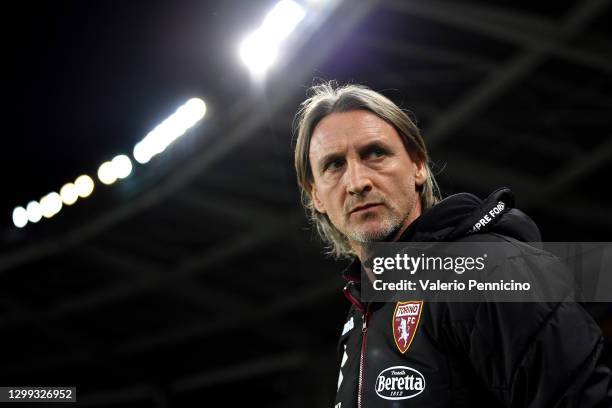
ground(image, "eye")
xmin=325 ymin=158 xmax=345 ymax=171
xmin=367 ymin=146 xmax=387 ymax=159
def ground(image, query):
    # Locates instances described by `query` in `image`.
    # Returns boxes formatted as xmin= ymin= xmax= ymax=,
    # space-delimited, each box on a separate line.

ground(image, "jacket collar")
xmin=340 ymin=187 xmax=539 ymax=283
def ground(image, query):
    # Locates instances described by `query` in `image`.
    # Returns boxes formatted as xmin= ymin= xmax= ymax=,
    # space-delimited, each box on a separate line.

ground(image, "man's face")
xmin=308 ymin=110 xmax=426 ymax=247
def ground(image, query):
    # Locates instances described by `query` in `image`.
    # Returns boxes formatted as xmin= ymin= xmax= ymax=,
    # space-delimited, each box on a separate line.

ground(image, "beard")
xmin=340 ymin=190 xmax=420 ymax=250
xmin=346 ymin=210 xmax=404 ymax=244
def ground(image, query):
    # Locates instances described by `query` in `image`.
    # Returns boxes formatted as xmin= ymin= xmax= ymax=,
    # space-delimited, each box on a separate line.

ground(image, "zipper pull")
xmin=362 ymin=305 xmax=369 ymax=332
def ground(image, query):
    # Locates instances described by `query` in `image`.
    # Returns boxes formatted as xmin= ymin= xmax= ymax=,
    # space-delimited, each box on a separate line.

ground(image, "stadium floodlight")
xmin=49 ymin=192 xmax=62 ymax=215
xmin=240 ymin=31 xmax=278 ymax=75
xmin=40 ymin=194 xmax=54 ymax=218
xmin=75 ymin=175 xmax=94 ymax=198
xmin=40 ymin=194 xmax=53 ymax=218
xmin=179 ymin=98 xmax=207 ymax=125
xmin=240 ymin=0 xmax=306 ymax=75
xmin=60 ymin=182 xmax=78 ymax=205
xmin=40 ymin=192 xmax=62 ymax=218
xmin=111 ymin=154 xmax=133 ymax=179
xmin=148 ymin=125 xmax=170 ymax=156
xmin=26 ymin=200 xmax=42 ymax=223
xmin=133 ymin=141 xmax=151 ymax=164
xmin=132 ymin=98 xmax=207 ymax=164
xmin=12 ymin=206 xmax=28 ymax=228
xmin=97 ymin=161 xmax=117 ymax=185
xmin=261 ymin=0 xmax=306 ymax=41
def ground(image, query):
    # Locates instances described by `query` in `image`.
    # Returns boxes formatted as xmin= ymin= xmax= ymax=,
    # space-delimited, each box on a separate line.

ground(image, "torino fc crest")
xmin=392 ymin=301 xmax=423 ymax=354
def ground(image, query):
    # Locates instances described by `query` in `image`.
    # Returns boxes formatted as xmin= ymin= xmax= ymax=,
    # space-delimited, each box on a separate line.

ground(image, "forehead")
xmin=309 ymin=110 xmax=402 ymax=157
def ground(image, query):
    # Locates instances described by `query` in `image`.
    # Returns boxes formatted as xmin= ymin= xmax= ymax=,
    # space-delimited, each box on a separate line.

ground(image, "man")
xmin=293 ymin=82 xmax=611 ymax=407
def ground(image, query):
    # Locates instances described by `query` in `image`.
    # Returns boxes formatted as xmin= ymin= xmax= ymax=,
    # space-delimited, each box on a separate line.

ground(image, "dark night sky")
xmin=2 ymin=0 xmax=272 ymax=230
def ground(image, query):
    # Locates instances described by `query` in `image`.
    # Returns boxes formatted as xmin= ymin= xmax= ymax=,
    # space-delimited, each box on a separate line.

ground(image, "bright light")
xmin=40 ymin=192 xmax=62 ymax=218
xmin=111 ymin=154 xmax=133 ymax=179
xmin=75 ymin=175 xmax=94 ymax=198
xmin=133 ymin=141 xmax=151 ymax=164
xmin=261 ymin=0 xmax=306 ymax=41
xmin=240 ymin=31 xmax=278 ymax=75
xmin=50 ymin=193 xmax=62 ymax=214
xmin=12 ymin=206 xmax=28 ymax=228
xmin=97 ymin=161 xmax=117 ymax=185
xmin=147 ymin=130 xmax=163 ymax=156
xmin=149 ymin=123 xmax=173 ymax=154
xmin=181 ymin=98 xmax=207 ymax=124
xmin=304 ymin=0 xmax=328 ymax=5
xmin=11 ymin=179 xmax=91 ymax=227
xmin=132 ymin=98 xmax=207 ymax=165
xmin=159 ymin=116 xmax=187 ymax=144
xmin=26 ymin=201 xmax=42 ymax=223
xmin=240 ymin=0 xmax=306 ymax=74
xmin=40 ymin=195 xmax=53 ymax=218
xmin=60 ymin=183 xmax=78 ymax=205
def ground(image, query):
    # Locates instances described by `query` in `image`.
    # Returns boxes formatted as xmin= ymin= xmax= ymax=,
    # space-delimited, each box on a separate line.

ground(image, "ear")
xmin=414 ymin=160 xmax=426 ymax=187
xmin=311 ymin=185 xmax=326 ymax=214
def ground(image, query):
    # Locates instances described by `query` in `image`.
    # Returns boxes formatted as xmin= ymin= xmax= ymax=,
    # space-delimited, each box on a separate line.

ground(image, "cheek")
xmin=327 ymin=190 xmax=345 ymax=212
xmin=386 ymin=173 xmax=417 ymax=206
xmin=380 ymin=168 xmax=412 ymax=190
xmin=316 ymin=185 xmax=341 ymax=210
xmin=322 ymin=190 xmax=348 ymax=223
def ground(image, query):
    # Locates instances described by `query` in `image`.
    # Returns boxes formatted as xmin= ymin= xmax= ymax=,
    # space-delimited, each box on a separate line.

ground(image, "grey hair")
xmin=293 ymin=81 xmax=441 ymax=259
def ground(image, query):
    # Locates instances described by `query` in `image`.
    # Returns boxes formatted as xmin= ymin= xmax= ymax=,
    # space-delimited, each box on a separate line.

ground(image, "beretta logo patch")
xmin=392 ymin=301 xmax=423 ymax=354
xmin=375 ymin=365 xmax=426 ymax=400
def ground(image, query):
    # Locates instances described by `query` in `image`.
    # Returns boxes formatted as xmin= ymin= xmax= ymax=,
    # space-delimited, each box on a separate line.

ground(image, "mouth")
xmin=350 ymin=203 xmax=383 ymax=215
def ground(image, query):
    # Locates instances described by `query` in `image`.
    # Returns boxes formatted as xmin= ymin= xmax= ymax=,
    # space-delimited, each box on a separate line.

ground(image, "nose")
xmin=346 ymin=160 xmax=372 ymax=196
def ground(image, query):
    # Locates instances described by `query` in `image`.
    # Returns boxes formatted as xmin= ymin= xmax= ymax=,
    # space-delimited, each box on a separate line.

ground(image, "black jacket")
xmin=334 ymin=188 xmax=612 ymax=407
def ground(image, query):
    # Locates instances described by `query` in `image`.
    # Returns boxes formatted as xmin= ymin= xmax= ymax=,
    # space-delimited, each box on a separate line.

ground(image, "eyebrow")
xmin=316 ymin=152 xmax=344 ymax=173
xmin=357 ymin=140 xmax=391 ymax=155
xmin=315 ymin=140 xmax=393 ymax=173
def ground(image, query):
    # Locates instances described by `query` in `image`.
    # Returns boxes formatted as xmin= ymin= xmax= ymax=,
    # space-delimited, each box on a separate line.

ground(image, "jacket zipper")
xmin=358 ymin=304 xmax=370 ymax=408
